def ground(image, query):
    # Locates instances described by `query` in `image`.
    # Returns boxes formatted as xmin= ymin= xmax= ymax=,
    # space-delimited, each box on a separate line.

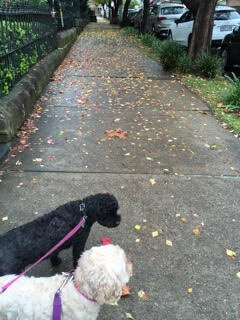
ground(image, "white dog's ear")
xmin=89 ymin=266 xmax=123 ymax=304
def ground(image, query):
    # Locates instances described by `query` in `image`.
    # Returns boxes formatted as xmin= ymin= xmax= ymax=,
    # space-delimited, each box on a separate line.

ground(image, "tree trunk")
xmin=111 ymin=0 xmax=122 ymax=23
xmin=121 ymin=0 xmax=131 ymax=27
xmin=181 ymin=0 xmax=217 ymax=60
xmin=189 ymin=0 xmax=217 ymax=59
xmin=141 ymin=0 xmax=150 ymax=33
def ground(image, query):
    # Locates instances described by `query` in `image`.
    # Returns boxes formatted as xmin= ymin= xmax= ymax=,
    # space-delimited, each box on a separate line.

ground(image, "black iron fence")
xmin=0 ymin=0 xmax=57 ymax=97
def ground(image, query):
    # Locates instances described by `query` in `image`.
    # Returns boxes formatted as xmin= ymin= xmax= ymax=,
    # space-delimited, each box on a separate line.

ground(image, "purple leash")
xmin=0 ymin=213 xmax=87 ymax=294
xmin=52 ymin=272 xmax=73 ymax=320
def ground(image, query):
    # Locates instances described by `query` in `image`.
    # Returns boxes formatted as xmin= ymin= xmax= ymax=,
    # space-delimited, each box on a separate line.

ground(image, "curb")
xmin=0 ymin=27 xmax=79 ymax=145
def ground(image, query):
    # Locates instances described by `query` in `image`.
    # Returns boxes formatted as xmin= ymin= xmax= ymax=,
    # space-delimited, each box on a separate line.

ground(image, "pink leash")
xmin=0 ymin=214 xmax=87 ymax=293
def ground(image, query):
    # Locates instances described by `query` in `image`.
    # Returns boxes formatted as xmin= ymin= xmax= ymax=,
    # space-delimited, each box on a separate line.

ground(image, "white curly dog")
xmin=0 ymin=244 xmax=132 ymax=320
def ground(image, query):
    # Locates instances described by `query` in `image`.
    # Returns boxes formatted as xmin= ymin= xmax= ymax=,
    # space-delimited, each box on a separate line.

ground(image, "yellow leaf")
xmin=149 ymin=178 xmax=156 ymax=185
xmin=226 ymin=249 xmax=236 ymax=260
xmin=152 ymin=231 xmax=159 ymax=237
xmin=126 ymin=313 xmax=134 ymax=319
xmin=2 ymin=216 xmax=8 ymax=222
xmin=134 ymin=225 xmax=141 ymax=230
xmin=236 ymin=272 xmax=240 ymax=279
xmin=192 ymin=227 xmax=200 ymax=236
xmin=166 ymin=239 xmax=173 ymax=246
xmin=181 ymin=217 xmax=187 ymax=223
xmin=187 ymin=288 xmax=193 ymax=293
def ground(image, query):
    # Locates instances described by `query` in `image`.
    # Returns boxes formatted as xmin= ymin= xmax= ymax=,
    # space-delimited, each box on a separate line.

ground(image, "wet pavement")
xmin=0 ymin=20 xmax=240 ymax=320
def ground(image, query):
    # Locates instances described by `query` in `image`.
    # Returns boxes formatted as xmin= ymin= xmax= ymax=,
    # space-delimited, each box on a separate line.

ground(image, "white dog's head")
xmin=74 ymin=244 xmax=132 ymax=304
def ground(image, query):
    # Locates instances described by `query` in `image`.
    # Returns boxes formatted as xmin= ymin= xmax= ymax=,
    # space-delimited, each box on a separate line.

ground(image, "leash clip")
xmin=79 ymin=203 xmax=85 ymax=212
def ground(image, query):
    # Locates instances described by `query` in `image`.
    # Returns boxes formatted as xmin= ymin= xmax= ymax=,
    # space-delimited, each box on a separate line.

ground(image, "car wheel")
xmin=167 ymin=31 xmax=172 ymax=41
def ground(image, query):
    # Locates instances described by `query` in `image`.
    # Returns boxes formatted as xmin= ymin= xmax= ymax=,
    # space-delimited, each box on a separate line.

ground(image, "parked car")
xmin=220 ymin=25 xmax=240 ymax=72
xmin=127 ymin=9 xmax=139 ymax=26
xmin=150 ymin=3 xmax=187 ymax=39
xmin=168 ymin=5 xmax=240 ymax=48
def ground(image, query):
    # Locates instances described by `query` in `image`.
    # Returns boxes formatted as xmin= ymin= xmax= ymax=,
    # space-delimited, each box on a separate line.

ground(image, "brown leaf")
xmin=122 ymin=284 xmax=131 ymax=297
xmin=105 ymin=128 xmax=128 ymax=139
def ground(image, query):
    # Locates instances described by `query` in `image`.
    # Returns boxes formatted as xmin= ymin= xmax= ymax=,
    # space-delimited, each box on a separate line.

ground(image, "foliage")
xmin=222 ymin=73 xmax=240 ymax=112
xmin=158 ymin=40 xmax=185 ymax=71
xmin=194 ymin=52 xmax=221 ymax=78
xmin=139 ymin=33 xmax=157 ymax=47
xmin=176 ymin=52 xmax=193 ymax=74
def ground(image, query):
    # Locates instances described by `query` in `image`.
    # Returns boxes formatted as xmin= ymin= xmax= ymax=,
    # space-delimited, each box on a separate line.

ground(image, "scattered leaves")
xmin=105 ymin=128 xmax=128 ymax=139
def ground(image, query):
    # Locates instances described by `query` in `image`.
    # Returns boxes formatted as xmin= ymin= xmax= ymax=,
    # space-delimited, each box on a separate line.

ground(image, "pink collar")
xmin=73 ymin=281 xmax=97 ymax=303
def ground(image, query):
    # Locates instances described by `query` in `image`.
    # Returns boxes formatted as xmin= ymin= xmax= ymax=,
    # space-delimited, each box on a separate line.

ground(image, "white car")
xmin=150 ymin=3 xmax=187 ymax=38
xmin=168 ymin=5 xmax=240 ymax=48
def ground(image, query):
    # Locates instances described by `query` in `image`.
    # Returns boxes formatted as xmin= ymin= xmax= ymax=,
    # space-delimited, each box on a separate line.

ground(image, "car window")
xmin=161 ymin=7 xmax=186 ymax=15
xmin=178 ymin=11 xmax=193 ymax=23
xmin=214 ymin=10 xmax=240 ymax=20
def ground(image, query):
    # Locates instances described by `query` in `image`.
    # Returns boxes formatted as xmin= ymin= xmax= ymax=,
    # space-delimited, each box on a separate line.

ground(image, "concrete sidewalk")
xmin=0 ymin=21 xmax=240 ymax=320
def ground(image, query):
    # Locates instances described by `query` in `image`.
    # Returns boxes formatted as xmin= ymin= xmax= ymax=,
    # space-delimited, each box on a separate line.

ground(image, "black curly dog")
xmin=0 ymin=193 xmax=120 ymax=275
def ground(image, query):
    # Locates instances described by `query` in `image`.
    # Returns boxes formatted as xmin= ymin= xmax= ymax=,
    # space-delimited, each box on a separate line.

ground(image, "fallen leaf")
xmin=126 ymin=312 xmax=134 ymax=319
xmin=166 ymin=239 xmax=173 ymax=246
xmin=122 ymin=284 xmax=131 ymax=296
xmin=236 ymin=271 xmax=240 ymax=279
xmin=138 ymin=290 xmax=149 ymax=300
xmin=152 ymin=231 xmax=159 ymax=237
xmin=226 ymin=249 xmax=236 ymax=260
xmin=181 ymin=217 xmax=187 ymax=223
xmin=135 ymin=225 xmax=141 ymax=230
xmin=2 ymin=216 xmax=8 ymax=221
xmin=192 ymin=227 xmax=200 ymax=236
xmin=149 ymin=178 xmax=156 ymax=185
xmin=105 ymin=128 xmax=128 ymax=139
xmin=187 ymin=288 xmax=193 ymax=293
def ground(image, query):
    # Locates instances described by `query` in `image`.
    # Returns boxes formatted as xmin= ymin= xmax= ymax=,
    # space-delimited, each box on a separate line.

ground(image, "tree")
xmin=121 ymin=0 xmax=131 ymax=27
xmin=181 ymin=0 xmax=218 ymax=59
xmin=141 ymin=0 xmax=150 ymax=33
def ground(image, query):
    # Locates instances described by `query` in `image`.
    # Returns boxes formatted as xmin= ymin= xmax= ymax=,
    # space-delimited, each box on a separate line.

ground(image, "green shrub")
xmin=176 ymin=52 xmax=192 ymax=74
xmin=139 ymin=32 xmax=156 ymax=47
xmin=222 ymin=72 xmax=240 ymax=112
xmin=151 ymin=38 xmax=162 ymax=55
xmin=194 ymin=52 xmax=221 ymax=78
xmin=158 ymin=40 xmax=185 ymax=71
xmin=123 ymin=27 xmax=139 ymax=36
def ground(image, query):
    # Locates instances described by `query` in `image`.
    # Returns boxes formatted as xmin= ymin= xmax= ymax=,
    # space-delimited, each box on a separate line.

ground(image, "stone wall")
xmin=0 ymin=28 xmax=79 ymax=143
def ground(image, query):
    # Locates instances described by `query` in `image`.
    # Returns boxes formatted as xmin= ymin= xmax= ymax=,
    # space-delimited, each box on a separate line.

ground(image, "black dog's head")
xmin=84 ymin=193 xmax=121 ymax=227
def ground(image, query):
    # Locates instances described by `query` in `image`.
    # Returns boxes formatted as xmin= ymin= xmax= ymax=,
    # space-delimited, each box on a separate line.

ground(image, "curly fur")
xmin=0 ymin=244 xmax=133 ymax=320
xmin=0 ymin=193 xmax=121 ymax=275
